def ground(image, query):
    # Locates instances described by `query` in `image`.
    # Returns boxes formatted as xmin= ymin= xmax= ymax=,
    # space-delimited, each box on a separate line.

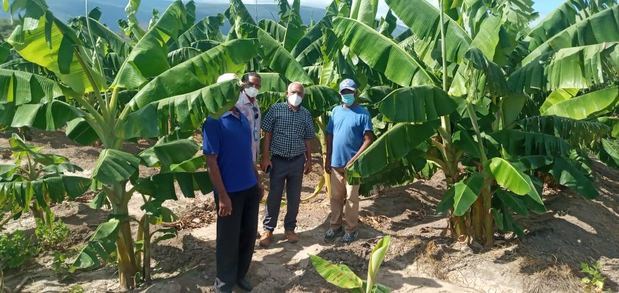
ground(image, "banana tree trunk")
xmin=110 ymin=183 xmax=138 ymax=290
xmin=318 ymin=117 xmax=332 ymax=199
xmin=142 ymin=214 xmax=151 ymax=282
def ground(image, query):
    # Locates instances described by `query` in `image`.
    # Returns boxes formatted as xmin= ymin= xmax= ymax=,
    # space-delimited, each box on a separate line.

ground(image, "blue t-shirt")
xmin=326 ymin=105 xmax=373 ymax=168
xmin=202 ymin=111 xmax=257 ymax=193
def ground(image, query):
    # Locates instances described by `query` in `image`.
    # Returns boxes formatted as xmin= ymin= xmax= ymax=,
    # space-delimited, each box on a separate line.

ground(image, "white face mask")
xmin=287 ymin=94 xmax=303 ymax=107
xmin=244 ymin=86 xmax=259 ymax=98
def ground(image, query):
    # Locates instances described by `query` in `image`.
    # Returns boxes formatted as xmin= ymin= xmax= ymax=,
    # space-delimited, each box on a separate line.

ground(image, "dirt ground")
xmin=2 ymin=130 xmax=619 ymax=293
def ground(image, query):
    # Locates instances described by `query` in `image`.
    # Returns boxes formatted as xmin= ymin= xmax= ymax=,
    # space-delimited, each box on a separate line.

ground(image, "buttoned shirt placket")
xmin=235 ymin=92 xmax=261 ymax=162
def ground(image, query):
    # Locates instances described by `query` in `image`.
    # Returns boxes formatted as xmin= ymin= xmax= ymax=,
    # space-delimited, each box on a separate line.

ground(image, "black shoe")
xmin=237 ymin=278 xmax=253 ymax=291
xmin=324 ymin=227 xmax=344 ymax=242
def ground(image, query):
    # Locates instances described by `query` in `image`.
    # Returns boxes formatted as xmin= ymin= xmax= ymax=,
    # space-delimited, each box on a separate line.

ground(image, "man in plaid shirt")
xmin=259 ymin=82 xmax=315 ymax=247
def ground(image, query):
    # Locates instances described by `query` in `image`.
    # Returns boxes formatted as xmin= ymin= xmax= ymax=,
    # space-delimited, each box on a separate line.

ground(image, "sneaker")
xmin=324 ymin=227 xmax=344 ymax=242
xmin=259 ymin=231 xmax=273 ymax=247
xmin=285 ymin=230 xmax=299 ymax=243
xmin=341 ymin=231 xmax=358 ymax=244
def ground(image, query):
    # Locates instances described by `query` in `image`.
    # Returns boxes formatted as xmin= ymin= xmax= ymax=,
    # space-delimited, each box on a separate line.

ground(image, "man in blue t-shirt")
xmin=203 ymin=90 xmax=263 ymax=292
xmin=324 ymin=79 xmax=374 ymax=244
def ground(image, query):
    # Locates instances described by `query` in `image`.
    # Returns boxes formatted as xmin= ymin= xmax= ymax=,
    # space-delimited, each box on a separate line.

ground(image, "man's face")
xmin=340 ymin=88 xmax=355 ymax=96
xmin=288 ymin=83 xmax=304 ymax=98
xmin=247 ymin=75 xmax=262 ymax=90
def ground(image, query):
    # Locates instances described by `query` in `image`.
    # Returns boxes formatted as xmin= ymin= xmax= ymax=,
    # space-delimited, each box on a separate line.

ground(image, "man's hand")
xmin=261 ymin=156 xmax=272 ymax=172
xmin=218 ymin=193 xmax=233 ymax=217
xmin=304 ymin=160 xmax=312 ymax=174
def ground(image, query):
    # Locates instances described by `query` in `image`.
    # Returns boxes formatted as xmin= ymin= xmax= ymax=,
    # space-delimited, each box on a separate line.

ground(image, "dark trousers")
xmin=263 ymin=155 xmax=305 ymax=232
xmin=214 ymin=184 xmax=260 ymax=291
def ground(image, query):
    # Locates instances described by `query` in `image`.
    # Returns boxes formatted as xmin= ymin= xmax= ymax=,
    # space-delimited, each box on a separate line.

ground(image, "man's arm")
xmin=325 ymin=134 xmax=333 ymax=174
xmin=205 ymin=155 xmax=232 ymax=217
xmin=260 ymin=131 xmax=273 ymax=172
xmin=346 ymin=131 xmax=374 ymax=168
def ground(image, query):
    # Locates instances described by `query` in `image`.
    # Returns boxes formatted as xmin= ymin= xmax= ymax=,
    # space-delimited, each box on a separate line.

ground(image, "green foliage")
xmin=580 ymin=261 xmax=605 ymax=292
xmin=0 ymin=230 xmax=38 ymax=270
xmin=311 ymin=236 xmax=392 ymax=293
xmin=35 ymin=218 xmax=70 ymax=249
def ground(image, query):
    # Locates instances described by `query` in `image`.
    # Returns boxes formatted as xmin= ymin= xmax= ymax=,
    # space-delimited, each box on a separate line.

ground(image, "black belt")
xmin=272 ymin=154 xmax=304 ymax=161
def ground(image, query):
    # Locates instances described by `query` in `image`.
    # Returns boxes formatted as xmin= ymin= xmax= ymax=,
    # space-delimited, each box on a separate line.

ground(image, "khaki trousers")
xmin=330 ymin=168 xmax=360 ymax=233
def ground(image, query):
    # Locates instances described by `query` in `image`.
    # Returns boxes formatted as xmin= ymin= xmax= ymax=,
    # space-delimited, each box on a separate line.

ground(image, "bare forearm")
xmin=304 ymin=140 xmax=312 ymax=161
xmin=349 ymin=134 xmax=373 ymax=164
xmin=325 ymin=135 xmax=333 ymax=161
xmin=205 ymin=156 xmax=227 ymax=196
xmin=262 ymin=132 xmax=272 ymax=158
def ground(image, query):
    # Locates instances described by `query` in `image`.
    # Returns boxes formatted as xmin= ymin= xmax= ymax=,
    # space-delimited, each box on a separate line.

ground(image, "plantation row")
xmin=0 ymin=0 xmax=618 ymax=291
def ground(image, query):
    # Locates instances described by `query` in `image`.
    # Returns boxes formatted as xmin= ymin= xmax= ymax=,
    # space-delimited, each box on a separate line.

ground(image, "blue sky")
xmin=230 ymin=0 xmax=564 ymax=19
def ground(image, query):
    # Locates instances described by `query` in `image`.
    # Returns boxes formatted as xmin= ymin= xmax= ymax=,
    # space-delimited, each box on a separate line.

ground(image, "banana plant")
xmin=337 ymin=0 xmax=619 ymax=246
xmin=311 ymin=235 xmax=392 ymax=293
xmin=0 ymin=134 xmax=91 ymax=230
xmin=2 ymin=0 xmax=258 ymax=289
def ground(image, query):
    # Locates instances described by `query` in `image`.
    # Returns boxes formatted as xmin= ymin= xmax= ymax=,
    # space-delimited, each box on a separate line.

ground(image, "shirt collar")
xmin=222 ymin=107 xmax=242 ymax=119
xmin=238 ymin=92 xmax=254 ymax=106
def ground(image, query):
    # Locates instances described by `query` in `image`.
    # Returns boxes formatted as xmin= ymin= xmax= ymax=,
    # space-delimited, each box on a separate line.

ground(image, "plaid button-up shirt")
xmin=262 ymin=102 xmax=315 ymax=158
xmin=235 ymin=92 xmax=261 ymax=162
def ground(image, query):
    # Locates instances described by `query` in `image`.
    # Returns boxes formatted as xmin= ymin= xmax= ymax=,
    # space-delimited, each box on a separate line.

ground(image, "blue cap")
xmin=339 ymin=79 xmax=357 ymax=93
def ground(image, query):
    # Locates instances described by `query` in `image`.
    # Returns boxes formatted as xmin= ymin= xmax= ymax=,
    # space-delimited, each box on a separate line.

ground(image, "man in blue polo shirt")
xmin=202 ymin=78 xmax=262 ymax=292
xmin=324 ymin=79 xmax=374 ymax=244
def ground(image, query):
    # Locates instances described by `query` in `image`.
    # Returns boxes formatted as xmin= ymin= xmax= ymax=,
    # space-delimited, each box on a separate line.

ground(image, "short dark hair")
xmin=241 ymin=72 xmax=261 ymax=83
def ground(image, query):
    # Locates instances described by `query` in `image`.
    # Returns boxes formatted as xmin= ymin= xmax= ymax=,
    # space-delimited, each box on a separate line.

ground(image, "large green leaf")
xmin=489 ymin=158 xmax=542 ymax=206
xmin=138 ymin=138 xmax=199 ymax=168
xmin=540 ymin=88 xmax=579 ymax=114
xmin=601 ymin=138 xmax=619 ymax=167
xmin=245 ymin=25 xmax=313 ymax=84
xmin=379 ymin=86 xmax=457 ymax=123
xmin=259 ymin=19 xmax=287 ymax=43
xmin=78 ymin=16 xmax=130 ymax=58
xmin=450 ymin=48 xmax=509 ymax=97
xmin=351 ymin=0 xmax=379 ymax=26
xmin=11 ymin=100 xmax=83 ymax=131
xmin=73 ymin=218 xmax=119 ymax=270
xmin=0 ymin=69 xmax=63 ymax=105
xmin=133 ymin=171 xmax=211 ymax=200
xmin=347 ymin=121 xmax=439 ymax=180
xmin=366 ymin=235 xmax=392 ymax=293
xmin=112 ymin=0 xmax=190 ymax=89
xmin=291 ymin=18 xmax=331 ymax=66
xmin=332 ymin=17 xmax=436 ymax=87
xmin=178 ymin=14 xmax=225 ymax=45
xmin=385 ymin=0 xmax=471 ymax=63
xmin=550 ymin=157 xmax=599 ymax=198
xmin=310 ymin=255 xmax=363 ymax=289
xmin=125 ymin=39 xmax=257 ymax=111
xmin=302 ymin=85 xmax=340 ymax=117
xmin=7 ymin=10 xmax=105 ymax=93
xmin=492 ymin=129 xmax=572 ymax=157
xmin=525 ymin=0 xmax=616 ymax=52
xmin=521 ymin=5 xmax=619 ymax=66
xmin=454 ymin=173 xmax=484 ymax=216
xmin=544 ymin=86 xmax=619 ymax=120
xmin=92 ymin=149 xmax=140 ymax=185
xmin=547 ymin=43 xmax=619 ymax=90
xmin=521 ymin=115 xmax=610 ymax=148
xmin=145 ymin=79 xmax=242 ymax=134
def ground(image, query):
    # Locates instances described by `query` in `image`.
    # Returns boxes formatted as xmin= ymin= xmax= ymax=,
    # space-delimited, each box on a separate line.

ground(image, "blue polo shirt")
xmin=326 ymin=105 xmax=373 ymax=168
xmin=202 ymin=111 xmax=257 ymax=193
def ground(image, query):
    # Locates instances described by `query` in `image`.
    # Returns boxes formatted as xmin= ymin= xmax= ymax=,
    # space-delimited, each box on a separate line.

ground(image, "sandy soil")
xmin=1 ymin=130 xmax=619 ymax=293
